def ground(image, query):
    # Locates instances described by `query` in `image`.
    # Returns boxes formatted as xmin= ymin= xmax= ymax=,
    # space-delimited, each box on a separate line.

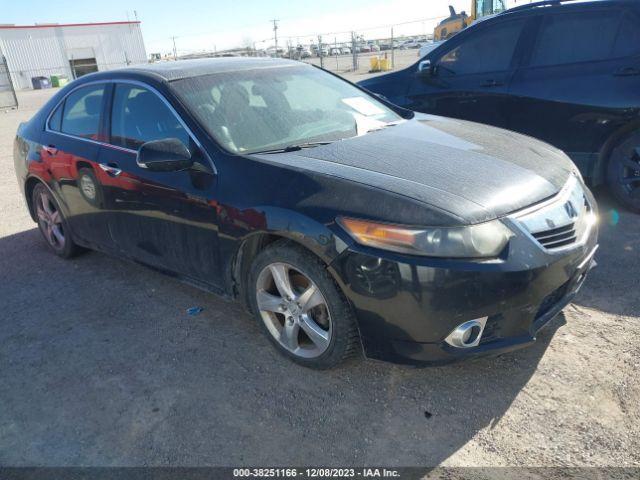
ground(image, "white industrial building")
xmin=0 ymin=21 xmax=147 ymax=90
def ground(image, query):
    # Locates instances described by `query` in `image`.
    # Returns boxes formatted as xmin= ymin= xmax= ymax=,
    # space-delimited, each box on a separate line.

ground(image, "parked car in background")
xmin=402 ymin=40 xmax=423 ymax=49
xmin=14 ymin=57 xmax=597 ymax=368
xmin=341 ymin=47 xmax=351 ymax=55
xmin=358 ymin=44 xmax=372 ymax=53
xmin=298 ymin=46 xmax=312 ymax=58
xmin=370 ymin=44 xmax=380 ymax=52
xmin=359 ymin=0 xmax=640 ymax=211
xmin=418 ymin=40 xmax=444 ymax=58
xmin=329 ymin=47 xmax=341 ymax=56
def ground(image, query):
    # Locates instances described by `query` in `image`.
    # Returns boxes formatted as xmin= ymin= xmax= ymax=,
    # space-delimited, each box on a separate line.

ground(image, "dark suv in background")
xmin=360 ymin=0 xmax=640 ymax=211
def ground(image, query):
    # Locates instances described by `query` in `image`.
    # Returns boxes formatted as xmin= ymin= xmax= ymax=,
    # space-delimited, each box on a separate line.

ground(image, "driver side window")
xmin=438 ymin=19 xmax=525 ymax=75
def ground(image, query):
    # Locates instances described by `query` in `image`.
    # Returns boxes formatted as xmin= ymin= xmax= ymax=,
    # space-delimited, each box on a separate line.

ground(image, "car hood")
xmin=252 ymin=115 xmax=576 ymax=225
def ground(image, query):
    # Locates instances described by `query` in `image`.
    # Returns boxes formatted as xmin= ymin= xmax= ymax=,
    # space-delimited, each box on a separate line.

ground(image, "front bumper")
xmin=329 ymin=212 xmax=599 ymax=365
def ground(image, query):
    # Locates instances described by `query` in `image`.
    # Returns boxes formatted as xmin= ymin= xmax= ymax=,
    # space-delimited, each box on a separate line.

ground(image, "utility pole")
xmin=390 ymin=26 xmax=395 ymax=69
xmin=271 ymin=19 xmax=279 ymax=56
xmin=351 ymin=31 xmax=358 ymax=72
xmin=172 ymin=36 xmax=178 ymax=61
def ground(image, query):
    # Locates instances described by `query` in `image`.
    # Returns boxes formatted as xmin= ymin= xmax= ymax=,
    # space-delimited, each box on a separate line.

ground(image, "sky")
xmin=3 ymin=0 xmax=526 ymax=55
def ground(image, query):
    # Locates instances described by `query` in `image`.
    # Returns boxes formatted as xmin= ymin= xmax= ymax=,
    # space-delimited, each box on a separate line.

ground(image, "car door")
xmin=406 ymin=17 xmax=528 ymax=129
xmin=507 ymin=7 xmax=640 ymax=175
xmin=39 ymin=83 xmax=115 ymax=249
xmin=97 ymin=81 xmax=222 ymax=288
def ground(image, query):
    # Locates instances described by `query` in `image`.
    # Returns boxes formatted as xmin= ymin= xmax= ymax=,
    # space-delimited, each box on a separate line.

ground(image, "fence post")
xmin=318 ymin=35 xmax=323 ymax=68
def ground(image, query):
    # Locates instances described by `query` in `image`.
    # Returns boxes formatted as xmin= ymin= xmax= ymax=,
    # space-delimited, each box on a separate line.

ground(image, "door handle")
xmin=480 ymin=79 xmax=504 ymax=87
xmin=614 ymin=66 xmax=640 ymax=77
xmin=99 ymin=163 xmax=122 ymax=177
xmin=42 ymin=145 xmax=58 ymax=155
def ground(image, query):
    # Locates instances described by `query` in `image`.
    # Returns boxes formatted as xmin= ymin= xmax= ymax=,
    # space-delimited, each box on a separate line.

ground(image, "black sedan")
xmin=14 ymin=58 xmax=598 ymax=368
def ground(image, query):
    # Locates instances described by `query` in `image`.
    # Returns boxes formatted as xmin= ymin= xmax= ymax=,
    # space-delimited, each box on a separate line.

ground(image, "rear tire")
xmin=606 ymin=132 xmax=640 ymax=213
xmin=32 ymin=183 xmax=81 ymax=259
xmin=248 ymin=240 xmax=360 ymax=369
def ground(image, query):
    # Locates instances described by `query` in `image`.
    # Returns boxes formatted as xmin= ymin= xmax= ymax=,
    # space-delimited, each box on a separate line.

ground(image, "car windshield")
xmin=170 ymin=64 xmax=403 ymax=154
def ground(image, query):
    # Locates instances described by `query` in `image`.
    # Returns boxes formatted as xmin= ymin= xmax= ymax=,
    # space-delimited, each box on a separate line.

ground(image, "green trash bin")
xmin=50 ymin=74 xmax=69 ymax=88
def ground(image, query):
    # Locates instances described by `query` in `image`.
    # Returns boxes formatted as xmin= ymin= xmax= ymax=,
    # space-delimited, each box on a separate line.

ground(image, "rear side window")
xmin=613 ymin=14 xmax=640 ymax=57
xmin=437 ymin=19 xmax=525 ymax=75
xmin=60 ymin=85 xmax=105 ymax=139
xmin=530 ymin=10 xmax=620 ymax=66
xmin=110 ymin=84 xmax=189 ymax=150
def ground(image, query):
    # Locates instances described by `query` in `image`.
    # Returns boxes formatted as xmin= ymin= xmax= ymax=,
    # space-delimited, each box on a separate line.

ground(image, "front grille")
xmin=513 ymin=175 xmax=594 ymax=252
xmin=531 ymin=222 xmax=577 ymax=249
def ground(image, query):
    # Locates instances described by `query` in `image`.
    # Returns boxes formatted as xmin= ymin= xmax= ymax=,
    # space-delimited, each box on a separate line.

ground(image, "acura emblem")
xmin=564 ymin=201 xmax=579 ymax=219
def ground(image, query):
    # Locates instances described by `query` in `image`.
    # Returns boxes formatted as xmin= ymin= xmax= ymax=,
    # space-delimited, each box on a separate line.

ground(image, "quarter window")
xmin=60 ymin=85 xmax=105 ymax=139
xmin=48 ymin=103 xmax=63 ymax=131
xmin=110 ymin=84 xmax=189 ymax=150
xmin=437 ymin=19 xmax=525 ymax=75
xmin=530 ymin=11 xmax=621 ymax=67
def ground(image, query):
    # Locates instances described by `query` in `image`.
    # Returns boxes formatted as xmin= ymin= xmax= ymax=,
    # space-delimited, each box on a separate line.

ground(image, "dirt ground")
xmin=0 ymin=85 xmax=638 ymax=469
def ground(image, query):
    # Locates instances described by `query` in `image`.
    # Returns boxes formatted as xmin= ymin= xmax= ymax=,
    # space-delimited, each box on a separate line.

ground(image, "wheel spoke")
xmin=269 ymin=264 xmax=296 ymax=300
xmin=299 ymin=314 xmax=329 ymax=349
xmin=280 ymin=321 xmax=300 ymax=351
xmin=41 ymin=193 xmax=54 ymax=216
xmin=36 ymin=206 xmax=48 ymax=222
xmin=622 ymin=158 xmax=640 ymax=170
xmin=621 ymin=177 xmax=640 ymax=185
xmin=51 ymin=225 xmax=65 ymax=245
xmin=257 ymin=290 xmax=283 ymax=312
xmin=298 ymin=284 xmax=324 ymax=312
xmin=45 ymin=224 xmax=56 ymax=245
xmin=50 ymin=210 xmax=62 ymax=225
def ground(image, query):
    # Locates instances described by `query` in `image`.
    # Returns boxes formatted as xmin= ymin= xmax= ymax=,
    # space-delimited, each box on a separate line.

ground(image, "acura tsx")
xmin=14 ymin=58 xmax=599 ymax=368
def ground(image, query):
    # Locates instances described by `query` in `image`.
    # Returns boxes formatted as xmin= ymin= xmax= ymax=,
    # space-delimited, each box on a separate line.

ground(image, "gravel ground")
xmin=0 ymin=88 xmax=638 ymax=469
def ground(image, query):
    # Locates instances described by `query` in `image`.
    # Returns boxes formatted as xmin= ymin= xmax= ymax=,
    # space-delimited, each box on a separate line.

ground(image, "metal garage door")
xmin=0 ymin=54 xmax=18 ymax=109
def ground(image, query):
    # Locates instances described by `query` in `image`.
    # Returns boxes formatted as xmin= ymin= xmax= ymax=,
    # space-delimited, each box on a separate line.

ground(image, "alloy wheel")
xmin=36 ymin=190 xmax=65 ymax=250
xmin=256 ymin=262 xmax=332 ymax=358
xmin=619 ymin=146 xmax=640 ymax=200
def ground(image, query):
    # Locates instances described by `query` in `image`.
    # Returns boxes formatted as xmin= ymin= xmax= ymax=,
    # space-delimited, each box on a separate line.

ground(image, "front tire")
xmin=32 ymin=183 xmax=81 ymax=259
xmin=606 ymin=132 xmax=640 ymax=213
xmin=248 ymin=241 xmax=360 ymax=369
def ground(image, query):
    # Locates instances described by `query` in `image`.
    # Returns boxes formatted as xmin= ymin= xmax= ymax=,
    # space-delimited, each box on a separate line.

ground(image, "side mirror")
xmin=137 ymin=138 xmax=193 ymax=172
xmin=418 ymin=59 xmax=435 ymax=76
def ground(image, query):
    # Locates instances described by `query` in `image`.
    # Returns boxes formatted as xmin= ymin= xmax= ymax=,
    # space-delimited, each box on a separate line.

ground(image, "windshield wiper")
xmin=252 ymin=141 xmax=333 ymax=154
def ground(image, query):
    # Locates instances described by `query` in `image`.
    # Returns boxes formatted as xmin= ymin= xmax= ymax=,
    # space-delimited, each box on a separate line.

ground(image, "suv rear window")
xmin=530 ymin=10 xmax=621 ymax=66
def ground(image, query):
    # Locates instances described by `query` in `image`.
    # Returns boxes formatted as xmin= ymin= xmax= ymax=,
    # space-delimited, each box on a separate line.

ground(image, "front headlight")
xmin=337 ymin=217 xmax=513 ymax=258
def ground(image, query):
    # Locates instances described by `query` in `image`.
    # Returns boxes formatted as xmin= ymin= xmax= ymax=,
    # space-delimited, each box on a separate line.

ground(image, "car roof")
xmin=497 ymin=0 xmax=637 ymax=17
xmin=98 ymin=57 xmax=304 ymax=83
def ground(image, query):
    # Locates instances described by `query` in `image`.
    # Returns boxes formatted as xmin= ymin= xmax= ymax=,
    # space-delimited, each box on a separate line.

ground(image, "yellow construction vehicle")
xmin=434 ymin=0 xmax=507 ymax=41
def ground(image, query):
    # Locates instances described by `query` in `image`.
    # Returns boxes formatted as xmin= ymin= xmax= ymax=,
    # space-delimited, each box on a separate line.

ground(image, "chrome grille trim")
xmin=510 ymin=175 xmax=596 ymax=253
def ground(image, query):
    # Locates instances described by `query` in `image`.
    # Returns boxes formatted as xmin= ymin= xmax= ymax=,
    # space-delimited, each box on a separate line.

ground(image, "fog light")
xmin=444 ymin=317 xmax=488 ymax=348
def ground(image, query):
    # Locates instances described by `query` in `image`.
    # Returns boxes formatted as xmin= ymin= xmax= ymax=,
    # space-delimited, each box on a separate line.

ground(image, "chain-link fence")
xmin=173 ymin=16 xmax=447 ymax=81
